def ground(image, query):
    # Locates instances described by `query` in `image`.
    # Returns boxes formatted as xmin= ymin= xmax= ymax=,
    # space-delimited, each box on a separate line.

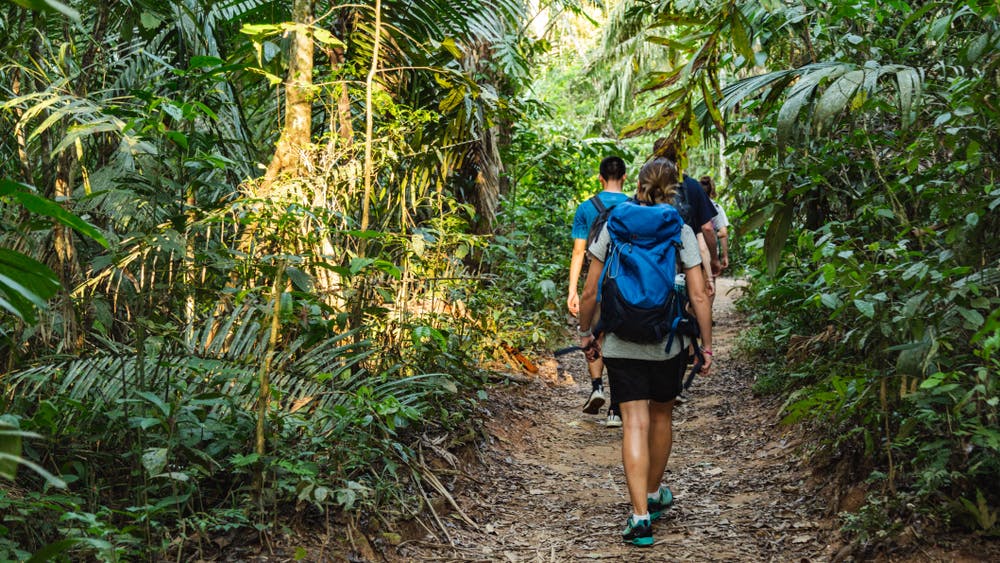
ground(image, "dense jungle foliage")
xmin=0 ymin=0 xmax=997 ymax=560
xmin=604 ymin=0 xmax=999 ymax=545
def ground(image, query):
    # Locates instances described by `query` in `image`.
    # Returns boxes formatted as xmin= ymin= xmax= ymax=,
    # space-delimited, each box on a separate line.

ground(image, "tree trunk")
xmin=333 ymin=43 xmax=354 ymax=145
xmin=469 ymin=130 xmax=502 ymax=234
xmin=261 ymin=0 xmax=315 ymax=190
xmin=467 ymin=40 xmax=504 ymax=234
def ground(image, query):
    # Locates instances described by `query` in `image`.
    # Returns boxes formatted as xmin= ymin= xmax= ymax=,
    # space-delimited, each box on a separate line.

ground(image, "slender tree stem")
xmin=361 ymin=0 xmax=383 ymax=242
xmin=254 ymin=266 xmax=284 ymax=496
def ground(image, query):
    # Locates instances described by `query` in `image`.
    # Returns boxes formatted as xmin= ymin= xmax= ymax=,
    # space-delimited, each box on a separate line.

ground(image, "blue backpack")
xmin=595 ymin=200 xmax=698 ymax=348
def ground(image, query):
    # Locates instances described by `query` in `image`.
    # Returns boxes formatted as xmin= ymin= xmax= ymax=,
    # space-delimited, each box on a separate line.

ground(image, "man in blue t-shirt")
xmin=568 ymin=156 xmax=630 ymax=428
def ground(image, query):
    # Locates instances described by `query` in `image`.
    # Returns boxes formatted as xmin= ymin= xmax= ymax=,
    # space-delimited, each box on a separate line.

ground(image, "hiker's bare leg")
xmin=646 ymin=400 xmax=673 ymax=494
xmin=588 ymin=355 xmax=603 ymax=385
xmin=589 ymin=322 xmax=605 ymax=387
xmin=620 ymin=399 xmax=651 ymax=514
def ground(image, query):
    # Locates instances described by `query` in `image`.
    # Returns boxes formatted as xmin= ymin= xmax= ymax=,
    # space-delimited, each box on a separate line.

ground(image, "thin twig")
xmin=417 ymin=477 xmax=454 ymax=546
xmin=420 ymin=466 xmax=481 ymax=531
xmin=412 ymin=514 xmax=440 ymax=544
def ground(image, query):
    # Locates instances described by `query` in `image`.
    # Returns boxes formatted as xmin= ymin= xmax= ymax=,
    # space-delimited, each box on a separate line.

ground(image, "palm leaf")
xmin=6 ymin=293 xmax=455 ymax=436
xmin=764 ymin=203 xmax=793 ymax=275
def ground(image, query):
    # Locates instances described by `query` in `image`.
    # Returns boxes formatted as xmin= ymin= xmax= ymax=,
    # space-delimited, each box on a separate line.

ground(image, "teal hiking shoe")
xmin=621 ymin=515 xmax=653 ymax=547
xmin=649 ymin=486 xmax=673 ymax=520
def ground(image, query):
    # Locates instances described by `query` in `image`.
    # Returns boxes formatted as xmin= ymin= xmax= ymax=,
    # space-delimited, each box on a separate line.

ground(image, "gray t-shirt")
xmin=588 ymin=223 xmax=702 ymax=360
xmin=711 ymin=200 xmax=729 ymax=231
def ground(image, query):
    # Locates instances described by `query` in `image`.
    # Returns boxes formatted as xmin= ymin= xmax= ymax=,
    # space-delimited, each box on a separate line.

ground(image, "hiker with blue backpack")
xmin=567 ymin=156 xmax=630 ymax=428
xmin=576 ymin=157 xmax=714 ymax=547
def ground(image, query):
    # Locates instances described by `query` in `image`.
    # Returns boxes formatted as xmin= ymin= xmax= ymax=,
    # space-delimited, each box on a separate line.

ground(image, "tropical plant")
xmin=585 ymin=0 xmax=1000 ymax=547
xmin=0 ymin=0 xmax=551 ymax=557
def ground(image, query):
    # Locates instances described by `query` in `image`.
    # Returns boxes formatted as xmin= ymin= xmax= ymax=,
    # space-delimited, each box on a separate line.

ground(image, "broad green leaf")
xmin=901 ymin=261 xmax=928 ymax=281
xmin=139 ymin=11 xmax=161 ymax=30
xmin=965 ymin=33 xmax=991 ymax=63
xmin=440 ymin=37 xmax=463 ymax=59
xmin=9 ymin=0 xmax=79 ymax=21
xmin=928 ymin=15 xmax=951 ymax=41
xmin=0 ymin=424 xmax=22 ymax=479
xmin=814 ymin=70 xmax=864 ymax=131
xmin=896 ymin=337 xmax=930 ymax=376
xmin=820 ymin=293 xmax=842 ymax=309
xmin=902 ymin=291 xmax=928 ymax=318
xmin=854 ymin=299 xmax=876 ymax=318
xmin=0 ymin=248 xmax=60 ymax=323
xmin=0 ymin=452 xmax=66 ymax=488
xmin=647 ymin=35 xmax=696 ymax=50
xmin=957 ymin=307 xmax=985 ymax=330
xmin=919 ymin=372 xmax=947 ymax=390
xmin=439 ymin=87 xmax=466 ymax=113
xmin=764 ymin=204 xmax=792 ymax=274
xmin=895 ymin=67 xmax=922 ymax=126
xmin=240 ymin=23 xmax=284 ymax=36
xmin=777 ymin=65 xmax=848 ymax=147
xmin=27 ymin=537 xmax=112 ymax=563
xmin=136 ymin=391 xmax=171 ymax=417
xmin=739 ymin=207 xmax=770 ymax=233
xmin=0 ymin=180 xmax=108 ymax=247
xmin=286 ymin=266 xmax=314 ymax=292
xmin=312 ymin=27 xmax=345 ymax=48
xmin=729 ymin=12 xmax=755 ymax=63
xmin=142 ymin=447 xmax=169 ymax=476
xmin=700 ymin=76 xmax=725 ymax=134
xmin=188 ymin=56 xmax=223 ymax=69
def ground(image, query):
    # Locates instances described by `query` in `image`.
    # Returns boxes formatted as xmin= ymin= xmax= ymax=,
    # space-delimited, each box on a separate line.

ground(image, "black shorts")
xmin=604 ymin=353 xmax=685 ymax=404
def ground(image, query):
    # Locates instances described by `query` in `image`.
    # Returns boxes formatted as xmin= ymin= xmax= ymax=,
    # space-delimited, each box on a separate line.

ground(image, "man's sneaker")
xmin=675 ymin=390 xmax=688 ymax=404
xmin=605 ymin=410 xmax=622 ymax=428
xmin=582 ymin=387 xmax=606 ymax=414
xmin=621 ymin=515 xmax=653 ymax=547
xmin=648 ymin=486 xmax=674 ymax=520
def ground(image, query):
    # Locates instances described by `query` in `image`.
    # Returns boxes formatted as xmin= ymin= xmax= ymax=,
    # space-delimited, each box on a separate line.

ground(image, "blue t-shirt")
xmin=676 ymin=174 xmax=717 ymax=231
xmin=572 ymin=191 xmax=630 ymax=240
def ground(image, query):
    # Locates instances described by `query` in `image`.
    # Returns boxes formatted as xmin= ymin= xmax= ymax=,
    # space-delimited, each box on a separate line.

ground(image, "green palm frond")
xmin=7 ymin=292 xmax=457 ymax=433
xmin=692 ymin=60 xmax=924 ymax=148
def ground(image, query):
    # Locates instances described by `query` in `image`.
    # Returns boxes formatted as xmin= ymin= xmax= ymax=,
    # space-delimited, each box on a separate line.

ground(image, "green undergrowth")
xmin=722 ymin=2 xmax=1000 ymax=548
xmin=735 ymin=186 xmax=1000 ymax=545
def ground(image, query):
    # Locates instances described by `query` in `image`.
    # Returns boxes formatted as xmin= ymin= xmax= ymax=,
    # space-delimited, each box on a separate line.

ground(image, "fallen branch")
xmin=420 ymin=463 xmax=480 ymax=531
xmin=416 ymin=477 xmax=453 ymax=546
xmin=485 ymin=371 xmax=533 ymax=384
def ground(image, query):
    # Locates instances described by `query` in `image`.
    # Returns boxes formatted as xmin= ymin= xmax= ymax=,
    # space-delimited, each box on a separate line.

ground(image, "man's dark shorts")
xmin=605 ymin=352 xmax=685 ymax=404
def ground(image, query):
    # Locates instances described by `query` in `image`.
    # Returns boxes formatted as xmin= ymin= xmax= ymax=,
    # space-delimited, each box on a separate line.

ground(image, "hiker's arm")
xmin=685 ymin=264 xmax=713 ymax=374
xmin=578 ymin=256 xmax=603 ymax=357
xmin=696 ymin=233 xmax=715 ymax=297
xmin=567 ymin=238 xmax=588 ymax=316
xmin=718 ymin=225 xmax=730 ymax=270
xmin=701 ymin=220 xmax=721 ymax=276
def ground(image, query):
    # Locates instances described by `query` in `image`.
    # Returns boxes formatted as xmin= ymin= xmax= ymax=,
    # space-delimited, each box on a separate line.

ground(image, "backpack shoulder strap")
xmin=589 ymin=194 xmax=607 ymax=214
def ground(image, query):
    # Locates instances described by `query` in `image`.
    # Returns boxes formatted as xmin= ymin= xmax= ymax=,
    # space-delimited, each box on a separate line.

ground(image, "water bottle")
xmin=674 ymin=273 xmax=687 ymax=298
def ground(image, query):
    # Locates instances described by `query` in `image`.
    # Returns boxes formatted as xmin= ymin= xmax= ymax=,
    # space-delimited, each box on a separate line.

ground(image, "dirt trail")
xmin=393 ymin=277 xmax=842 ymax=562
